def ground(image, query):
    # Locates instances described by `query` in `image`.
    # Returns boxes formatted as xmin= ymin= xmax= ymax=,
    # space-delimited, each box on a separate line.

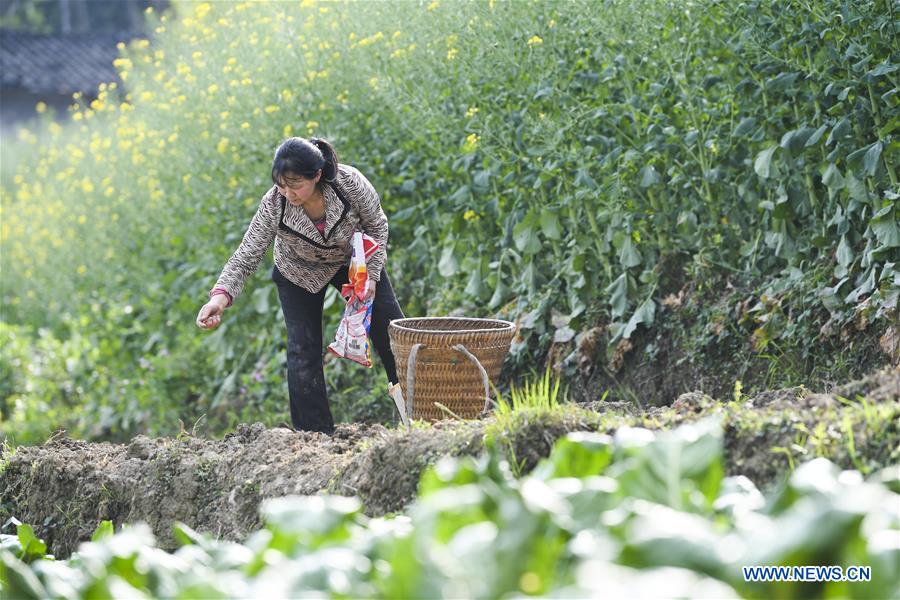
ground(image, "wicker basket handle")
xmin=451 ymin=344 xmax=491 ymax=413
xmin=405 ymin=343 xmax=492 ymax=418
xmin=405 ymin=343 xmax=425 ymax=420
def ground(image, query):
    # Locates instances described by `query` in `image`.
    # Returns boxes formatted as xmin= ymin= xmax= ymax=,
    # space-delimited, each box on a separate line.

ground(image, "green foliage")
xmin=90 ymin=521 xmax=114 ymax=543
xmin=0 ymin=519 xmax=51 ymax=565
xmin=2 ymin=421 xmax=898 ymax=598
xmin=492 ymin=367 xmax=563 ymax=417
xmin=1 ymin=0 xmax=897 ymax=443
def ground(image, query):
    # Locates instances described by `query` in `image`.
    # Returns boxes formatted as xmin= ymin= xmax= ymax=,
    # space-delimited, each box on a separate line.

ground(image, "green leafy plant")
xmin=491 ymin=368 xmax=564 ymax=417
xmin=3 ymin=420 xmax=898 ymax=598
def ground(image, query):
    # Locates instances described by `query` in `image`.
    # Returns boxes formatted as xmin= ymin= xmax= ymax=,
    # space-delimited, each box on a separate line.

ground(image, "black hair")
xmin=271 ymin=136 xmax=339 ymax=189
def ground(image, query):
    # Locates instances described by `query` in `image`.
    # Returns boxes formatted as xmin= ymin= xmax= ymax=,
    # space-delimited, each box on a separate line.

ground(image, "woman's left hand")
xmin=364 ymin=279 xmax=377 ymax=302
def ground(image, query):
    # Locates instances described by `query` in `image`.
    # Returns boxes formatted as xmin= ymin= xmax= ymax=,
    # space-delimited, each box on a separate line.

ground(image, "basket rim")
xmin=389 ymin=316 xmax=516 ymax=336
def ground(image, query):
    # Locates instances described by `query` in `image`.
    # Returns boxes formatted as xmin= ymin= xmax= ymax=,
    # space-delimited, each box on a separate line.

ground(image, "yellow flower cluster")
xmin=5 ymin=0 xmax=493 ymax=309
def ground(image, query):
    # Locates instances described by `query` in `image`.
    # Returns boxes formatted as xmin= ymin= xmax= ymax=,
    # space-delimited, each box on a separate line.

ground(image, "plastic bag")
xmin=328 ymin=232 xmax=379 ymax=367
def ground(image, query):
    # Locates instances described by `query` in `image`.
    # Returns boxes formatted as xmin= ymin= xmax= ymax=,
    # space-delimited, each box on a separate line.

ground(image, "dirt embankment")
xmin=547 ymin=255 xmax=897 ymax=408
xmin=1 ymin=367 xmax=897 ymax=559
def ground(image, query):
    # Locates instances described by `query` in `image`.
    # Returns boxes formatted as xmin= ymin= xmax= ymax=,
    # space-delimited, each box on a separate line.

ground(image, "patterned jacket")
xmin=212 ymin=163 xmax=388 ymax=301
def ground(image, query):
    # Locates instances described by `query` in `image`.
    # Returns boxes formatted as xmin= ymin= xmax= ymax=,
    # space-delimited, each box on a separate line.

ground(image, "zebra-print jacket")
xmin=212 ymin=163 xmax=388 ymax=301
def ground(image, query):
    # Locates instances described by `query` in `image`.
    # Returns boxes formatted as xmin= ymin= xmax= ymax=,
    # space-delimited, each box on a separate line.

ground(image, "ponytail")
xmin=309 ymin=137 xmax=339 ymax=182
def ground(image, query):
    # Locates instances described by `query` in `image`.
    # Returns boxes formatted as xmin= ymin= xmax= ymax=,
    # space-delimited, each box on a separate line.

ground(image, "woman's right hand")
xmin=196 ymin=296 xmax=228 ymax=330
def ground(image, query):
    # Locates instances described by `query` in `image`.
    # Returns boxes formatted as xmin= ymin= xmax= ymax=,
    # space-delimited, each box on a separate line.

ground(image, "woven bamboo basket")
xmin=388 ymin=317 xmax=517 ymax=420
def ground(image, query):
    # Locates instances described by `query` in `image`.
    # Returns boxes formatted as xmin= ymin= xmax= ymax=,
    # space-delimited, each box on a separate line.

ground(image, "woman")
xmin=195 ymin=137 xmax=405 ymax=434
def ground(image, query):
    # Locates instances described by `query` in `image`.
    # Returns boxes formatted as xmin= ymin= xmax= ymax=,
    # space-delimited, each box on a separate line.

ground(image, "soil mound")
xmin=1 ymin=423 xmax=386 ymax=556
xmin=1 ymin=367 xmax=896 ymax=558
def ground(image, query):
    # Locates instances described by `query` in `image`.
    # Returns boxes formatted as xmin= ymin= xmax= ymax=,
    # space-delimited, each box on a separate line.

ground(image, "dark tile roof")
xmin=0 ymin=28 xmax=136 ymax=95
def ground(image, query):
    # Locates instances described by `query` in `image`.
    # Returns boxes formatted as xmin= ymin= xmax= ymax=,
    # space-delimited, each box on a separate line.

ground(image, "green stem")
xmin=867 ymin=82 xmax=898 ymax=187
xmin=804 ymin=48 xmax=823 ymax=125
xmin=644 ymin=188 xmax=666 ymax=248
xmin=793 ymin=100 xmax=818 ymax=211
xmin=582 ymin=203 xmax=607 ymax=261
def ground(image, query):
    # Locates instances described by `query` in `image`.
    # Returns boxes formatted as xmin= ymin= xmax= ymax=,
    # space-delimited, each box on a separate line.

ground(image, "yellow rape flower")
xmin=241 ymin=122 xmax=250 ymax=130
xmin=195 ymin=2 xmax=211 ymax=19
xmin=217 ymin=138 xmax=229 ymax=153
xmin=463 ymin=210 xmax=478 ymax=221
xmin=466 ymin=106 xmax=479 ymax=118
xmin=35 ymin=101 xmax=47 ymax=113
xmin=283 ymin=125 xmax=293 ymax=137
xmin=264 ymin=105 xmax=279 ymax=113
xmin=527 ymin=35 xmax=543 ymax=46
xmin=463 ymin=133 xmax=479 ymax=152
xmin=447 ymin=48 xmax=458 ymax=60
xmin=207 ymin=84 xmax=219 ymax=94
xmin=77 ymin=265 xmax=87 ymax=275
xmin=427 ymin=1 xmax=439 ymax=10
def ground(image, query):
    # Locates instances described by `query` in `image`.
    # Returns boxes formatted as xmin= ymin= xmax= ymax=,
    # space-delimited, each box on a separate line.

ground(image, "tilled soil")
xmin=1 ymin=366 xmax=896 ymax=558
xmin=1 ymin=423 xmax=388 ymax=557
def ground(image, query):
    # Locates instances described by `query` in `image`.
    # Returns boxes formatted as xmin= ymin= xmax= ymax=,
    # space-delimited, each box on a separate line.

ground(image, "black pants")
xmin=272 ymin=263 xmax=404 ymax=433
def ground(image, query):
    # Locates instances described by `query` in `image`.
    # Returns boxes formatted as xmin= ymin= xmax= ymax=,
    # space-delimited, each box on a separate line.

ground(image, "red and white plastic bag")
xmin=328 ymin=232 xmax=379 ymax=367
